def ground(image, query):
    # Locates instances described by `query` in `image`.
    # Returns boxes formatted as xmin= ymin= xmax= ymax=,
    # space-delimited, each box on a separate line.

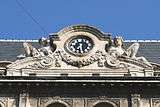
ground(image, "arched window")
xmin=94 ymin=102 xmax=114 ymax=107
xmin=47 ymin=102 xmax=67 ymax=107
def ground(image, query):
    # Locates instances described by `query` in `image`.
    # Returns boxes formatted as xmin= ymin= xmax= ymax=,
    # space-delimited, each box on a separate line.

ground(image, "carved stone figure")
xmin=38 ymin=37 xmax=54 ymax=56
xmin=23 ymin=42 xmax=41 ymax=57
xmin=108 ymin=36 xmax=152 ymax=67
xmin=23 ymin=37 xmax=56 ymax=58
xmin=8 ymin=25 xmax=155 ymax=71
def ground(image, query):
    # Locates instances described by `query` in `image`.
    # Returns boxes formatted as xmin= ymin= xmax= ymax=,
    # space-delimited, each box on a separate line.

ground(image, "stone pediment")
xmin=7 ymin=25 xmax=155 ymax=76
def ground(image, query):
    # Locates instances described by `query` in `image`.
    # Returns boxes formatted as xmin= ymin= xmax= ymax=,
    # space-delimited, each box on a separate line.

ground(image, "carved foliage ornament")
xmin=23 ymin=50 xmax=120 ymax=69
xmin=13 ymin=49 xmax=151 ymax=70
xmin=58 ymin=50 xmax=119 ymax=68
xmin=7 ymin=25 xmax=153 ymax=70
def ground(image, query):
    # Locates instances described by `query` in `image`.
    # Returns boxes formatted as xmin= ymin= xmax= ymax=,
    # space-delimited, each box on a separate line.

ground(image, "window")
xmin=94 ymin=102 xmax=114 ymax=107
xmin=47 ymin=102 xmax=67 ymax=107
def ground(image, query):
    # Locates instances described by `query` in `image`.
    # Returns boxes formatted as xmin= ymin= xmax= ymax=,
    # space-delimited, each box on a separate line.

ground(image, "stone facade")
xmin=1 ymin=78 xmax=160 ymax=107
xmin=0 ymin=25 xmax=160 ymax=107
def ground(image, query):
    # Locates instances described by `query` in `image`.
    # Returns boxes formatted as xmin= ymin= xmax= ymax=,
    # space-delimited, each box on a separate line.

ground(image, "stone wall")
xmin=0 ymin=83 xmax=160 ymax=107
xmin=1 ymin=95 xmax=160 ymax=107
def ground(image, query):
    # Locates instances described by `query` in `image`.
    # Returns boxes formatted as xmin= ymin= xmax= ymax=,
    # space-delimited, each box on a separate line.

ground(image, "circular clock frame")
xmin=65 ymin=35 xmax=94 ymax=57
xmin=55 ymin=25 xmax=112 ymax=60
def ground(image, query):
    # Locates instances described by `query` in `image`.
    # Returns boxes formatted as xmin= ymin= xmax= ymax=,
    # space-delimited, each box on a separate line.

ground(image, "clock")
xmin=66 ymin=36 xmax=94 ymax=56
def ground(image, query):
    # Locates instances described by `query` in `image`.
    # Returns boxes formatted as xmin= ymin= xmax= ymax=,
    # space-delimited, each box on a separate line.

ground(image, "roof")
xmin=0 ymin=42 xmax=39 ymax=62
xmin=0 ymin=41 xmax=160 ymax=64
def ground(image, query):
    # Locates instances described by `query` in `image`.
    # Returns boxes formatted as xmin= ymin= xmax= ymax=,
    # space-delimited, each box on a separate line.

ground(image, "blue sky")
xmin=0 ymin=0 xmax=160 ymax=40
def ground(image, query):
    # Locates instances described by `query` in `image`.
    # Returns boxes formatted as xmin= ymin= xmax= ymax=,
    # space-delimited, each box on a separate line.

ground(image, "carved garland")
xmin=58 ymin=50 xmax=120 ymax=68
xmin=26 ymin=50 xmax=120 ymax=69
xmin=18 ymin=50 xmax=152 ymax=69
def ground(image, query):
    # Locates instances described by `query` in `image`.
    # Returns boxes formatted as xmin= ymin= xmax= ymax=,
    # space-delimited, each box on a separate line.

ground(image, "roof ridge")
xmin=0 ymin=39 xmax=160 ymax=42
xmin=125 ymin=40 xmax=160 ymax=42
xmin=0 ymin=39 xmax=38 ymax=42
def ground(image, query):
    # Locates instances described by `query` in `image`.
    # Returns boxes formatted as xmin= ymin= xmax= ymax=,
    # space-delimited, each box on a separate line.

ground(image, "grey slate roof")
xmin=0 ymin=42 xmax=160 ymax=64
xmin=0 ymin=42 xmax=39 ymax=61
xmin=125 ymin=42 xmax=160 ymax=64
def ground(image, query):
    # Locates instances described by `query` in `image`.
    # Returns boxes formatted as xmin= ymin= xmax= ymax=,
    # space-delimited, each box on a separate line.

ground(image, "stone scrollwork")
xmin=56 ymin=48 xmax=153 ymax=69
xmin=7 ymin=25 xmax=155 ymax=70
xmin=28 ymin=52 xmax=62 ymax=69
xmin=31 ymin=56 xmax=54 ymax=69
xmin=8 ymin=48 xmax=152 ymax=70
xmin=58 ymin=50 xmax=120 ymax=68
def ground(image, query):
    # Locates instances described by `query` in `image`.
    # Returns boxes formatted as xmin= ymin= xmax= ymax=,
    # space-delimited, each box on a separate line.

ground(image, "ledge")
xmin=1 ymin=76 xmax=160 ymax=83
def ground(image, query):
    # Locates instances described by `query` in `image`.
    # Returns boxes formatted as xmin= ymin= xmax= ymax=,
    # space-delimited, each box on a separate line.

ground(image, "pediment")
xmin=7 ymin=25 xmax=156 ymax=76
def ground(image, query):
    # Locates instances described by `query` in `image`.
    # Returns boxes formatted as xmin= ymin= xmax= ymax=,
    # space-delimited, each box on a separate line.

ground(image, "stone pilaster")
xmin=73 ymin=98 xmax=84 ymax=107
xmin=120 ymin=99 xmax=128 ymax=107
xmin=19 ymin=93 xmax=26 ymax=107
xmin=131 ymin=94 xmax=141 ymax=107
xmin=19 ymin=93 xmax=31 ymax=107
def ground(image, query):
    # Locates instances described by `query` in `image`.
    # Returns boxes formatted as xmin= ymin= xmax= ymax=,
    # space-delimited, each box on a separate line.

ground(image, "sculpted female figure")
xmin=108 ymin=36 xmax=152 ymax=67
xmin=23 ymin=42 xmax=40 ymax=57
xmin=23 ymin=37 xmax=56 ymax=57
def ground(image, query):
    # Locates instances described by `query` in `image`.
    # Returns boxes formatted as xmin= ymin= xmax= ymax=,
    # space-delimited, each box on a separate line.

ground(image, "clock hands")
xmin=77 ymin=43 xmax=83 ymax=53
xmin=68 ymin=36 xmax=93 ymax=55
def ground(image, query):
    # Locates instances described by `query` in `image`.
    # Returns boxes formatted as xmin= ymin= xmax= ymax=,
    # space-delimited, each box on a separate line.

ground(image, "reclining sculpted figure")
xmin=38 ymin=37 xmax=53 ymax=56
xmin=108 ymin=36 xmax=152 ymax=67
xmin=23 ymin=42 xmax=40 ymax=57
xmin=23 ymin=37 xmax=54 ymax=57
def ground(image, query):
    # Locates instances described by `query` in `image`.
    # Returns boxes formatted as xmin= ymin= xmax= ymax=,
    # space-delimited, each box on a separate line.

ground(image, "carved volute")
xmin=6 ymin=25 xmax=156 ymax=76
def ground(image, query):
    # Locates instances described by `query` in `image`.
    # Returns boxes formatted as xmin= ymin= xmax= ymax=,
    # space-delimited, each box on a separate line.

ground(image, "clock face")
xmin=67 ymin=36 xmax=94 ymax=56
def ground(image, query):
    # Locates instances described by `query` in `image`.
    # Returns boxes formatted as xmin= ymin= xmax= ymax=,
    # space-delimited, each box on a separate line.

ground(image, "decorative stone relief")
xmin=39 ymin=97 xmax=73 ymax=107
xmin=152 ymin=98 xmax=160 ymax=107
xmin=7 ymin=25 xmax=156 ymax=74
xmin=29 ymin=56 xmax=54 ymax=69
xmin=0 ymin=97 xmax=8 ymax=107
xmin=87 ymin=98 xmax=120 ymax=107
xmin=0 ymin=97 xmax=16 ymax=107
xmin=131 ymin=94 xmax=141 ymax=107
